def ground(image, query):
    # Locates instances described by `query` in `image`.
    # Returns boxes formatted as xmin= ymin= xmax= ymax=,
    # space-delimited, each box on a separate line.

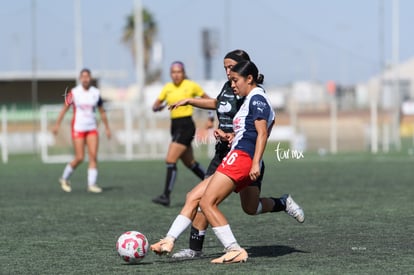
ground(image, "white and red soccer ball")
xmin=116 ymin=231 xmax=149 ymax=263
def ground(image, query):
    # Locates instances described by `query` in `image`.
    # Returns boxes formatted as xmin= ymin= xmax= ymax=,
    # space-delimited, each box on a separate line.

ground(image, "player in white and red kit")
xmin=53 ymin=68 xmax=111 ymax=193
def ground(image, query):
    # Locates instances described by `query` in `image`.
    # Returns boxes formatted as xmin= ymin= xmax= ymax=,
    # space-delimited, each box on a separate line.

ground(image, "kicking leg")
xmin=199 ymin=172 xmax=248 ymax=263
xmin=170 ymin=177 xmax=211 ymax=259
xmin=150 ymin=177 xmax=211 ymax=255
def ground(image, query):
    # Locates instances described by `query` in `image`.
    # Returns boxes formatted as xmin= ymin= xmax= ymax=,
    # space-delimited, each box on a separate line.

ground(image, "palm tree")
xmin=122 ymin=8 xmax=160 ymax=83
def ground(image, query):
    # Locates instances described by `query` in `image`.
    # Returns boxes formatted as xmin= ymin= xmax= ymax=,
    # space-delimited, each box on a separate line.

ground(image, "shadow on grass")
xmin=121 ymin=262 xmax=153 ymax=266
xmin=246 ymin=245 xmax=309 ymax=258
xmin=102 ymin=186 xmax=124 ymax=192
xmin=147 ymin=245 xmax=309 ymax=265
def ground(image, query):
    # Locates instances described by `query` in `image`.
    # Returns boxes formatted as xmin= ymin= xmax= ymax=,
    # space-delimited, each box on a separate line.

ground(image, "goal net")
xmin=39 ymin=103 xmax=213 ymax=163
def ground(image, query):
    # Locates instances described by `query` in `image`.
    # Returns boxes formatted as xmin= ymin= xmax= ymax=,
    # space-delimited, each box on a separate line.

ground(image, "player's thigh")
xmin=180 ymin=146 xmax=195 ymax=167
xmin=72 ymin=138 xmax=86 ymax=159
xmin=239 ymin=186 xmax=261 ymax=215
xmin=86 ymin=133 xmax=99 ymax=159
xmin=200 ymin=172 xmax=235 ymax=207
xmin=165 ymin=142 xmax=187 ymax=163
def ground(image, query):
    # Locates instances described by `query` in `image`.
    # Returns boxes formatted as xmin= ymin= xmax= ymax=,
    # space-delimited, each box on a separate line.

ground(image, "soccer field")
xmin=1 ymin=151 xmax=413 ymax=274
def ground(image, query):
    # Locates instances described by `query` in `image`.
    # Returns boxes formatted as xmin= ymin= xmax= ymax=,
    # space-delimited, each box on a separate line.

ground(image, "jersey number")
xmin=222 ymin=152 xmax=238 ymax=167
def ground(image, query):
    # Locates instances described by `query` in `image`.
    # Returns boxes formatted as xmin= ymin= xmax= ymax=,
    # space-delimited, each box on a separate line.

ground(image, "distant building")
xmin=357 ymin=57 xmax=414 ymax=110
xmin=0 ymin=71 xmax=98 ymax=105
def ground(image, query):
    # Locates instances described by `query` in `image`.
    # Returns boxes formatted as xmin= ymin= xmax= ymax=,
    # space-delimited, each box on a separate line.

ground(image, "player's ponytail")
xmin=231 ymin=61 xmax=264 ymax=85
xmin=257 ymin=74 xmax=264 ymax=85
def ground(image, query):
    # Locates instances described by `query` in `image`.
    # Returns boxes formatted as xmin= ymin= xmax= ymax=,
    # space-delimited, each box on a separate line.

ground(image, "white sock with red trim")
xmin=87 ymin=168 xmax=98 ymax=186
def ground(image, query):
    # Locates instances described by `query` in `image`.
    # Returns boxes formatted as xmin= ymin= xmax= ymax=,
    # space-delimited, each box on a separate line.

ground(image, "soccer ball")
xmin=116 ymin=231 xmax=149 ymax=263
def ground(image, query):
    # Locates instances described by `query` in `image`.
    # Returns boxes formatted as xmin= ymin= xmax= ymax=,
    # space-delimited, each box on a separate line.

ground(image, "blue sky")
xmin=0 ymin=0 xmax=413 ymax=86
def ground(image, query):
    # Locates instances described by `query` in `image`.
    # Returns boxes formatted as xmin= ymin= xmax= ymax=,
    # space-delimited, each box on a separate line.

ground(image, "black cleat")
xmin=152 ymin=194 xmax=170 ymax=207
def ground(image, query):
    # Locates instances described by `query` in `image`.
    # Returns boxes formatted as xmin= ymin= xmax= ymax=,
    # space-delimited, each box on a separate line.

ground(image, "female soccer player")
xmin=152 ymin=61 xmax=210 ymax=206
xmin=53 ymin=68 xmax=111 ymax=193
xmin=151 ymin=61 xmax=302 ymax=263
xmin=166 ymin=50 xmax=304 ymax=260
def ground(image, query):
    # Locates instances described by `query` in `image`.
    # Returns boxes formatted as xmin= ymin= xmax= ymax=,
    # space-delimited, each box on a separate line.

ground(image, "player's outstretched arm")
xmin=98 ymin=106 xmax=111 ymax=139
xmin=169 ymin=98 xmax=217 ymax=110
xmin=52 ymin=103 xmax=70 ymax=135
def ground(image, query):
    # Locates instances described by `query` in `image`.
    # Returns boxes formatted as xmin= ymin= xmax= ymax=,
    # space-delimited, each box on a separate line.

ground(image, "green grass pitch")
xmin=0 ymin=149 xmax=413 ymax=274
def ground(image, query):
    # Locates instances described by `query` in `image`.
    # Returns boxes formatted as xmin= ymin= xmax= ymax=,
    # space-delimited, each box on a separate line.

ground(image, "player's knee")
xmin=198 ymin=198 xmax=207 ymax=213
xmin=74 ymin=155 xmax=84 ymax=164
xmin=241 ymin=204 xmax=257 ymax=215
xmin=185 ymin=190 xmax=197 ymax=203
xmin=185 ymin=200 xmax=200 ymax=213
xmin=199 ymin=197 xmax=213 ymax=214
xmin=241 ymin=201 xmax=257 ymax=216
xmin=165 ymin=156 xmax=177 ymax=164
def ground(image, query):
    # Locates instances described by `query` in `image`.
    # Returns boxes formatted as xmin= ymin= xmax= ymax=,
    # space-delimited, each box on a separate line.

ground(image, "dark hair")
xmin=224 ymin=49 xmax=251 ymax=63
xmin=231 ymin=61 xmax=264 ymax=84
xmin=170 ymin=61 xmax=185 ymax=71
xmin=170 ymin=61 xmax=187 ymax=79
xmin=80 ymin=68 xmax=91 ymax=76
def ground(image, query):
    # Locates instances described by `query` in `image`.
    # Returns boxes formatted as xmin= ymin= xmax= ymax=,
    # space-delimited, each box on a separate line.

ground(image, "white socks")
xmin=62 ymin=164 xmax=73 ymax=180
xmin=62 ymin=164 xmax=98 ymax=186
xmin=166 ymin=214 xmax=192 ymax=240
xmin=212 ymin=224 xmax=240 ymax=250
xmin=88 ymin=168 xmax=98 ymax=186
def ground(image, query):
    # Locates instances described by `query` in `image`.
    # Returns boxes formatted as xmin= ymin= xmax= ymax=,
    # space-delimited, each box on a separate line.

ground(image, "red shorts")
xmin=72 ymin=129 xmax=98 ymax=139
xmin=216 ymin=149 xmax=253 ymax=193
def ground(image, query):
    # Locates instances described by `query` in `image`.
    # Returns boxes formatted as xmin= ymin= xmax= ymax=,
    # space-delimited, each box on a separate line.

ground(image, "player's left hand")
xmin=249 ymin=162 xmax=261 ymax=181
xmin=214 ymin=129 xmax=227 ymax=141
xmin=225 ymin=133 xmax=235 ymax=145
xmin=105 ymin=128 xmax=112 ymax=139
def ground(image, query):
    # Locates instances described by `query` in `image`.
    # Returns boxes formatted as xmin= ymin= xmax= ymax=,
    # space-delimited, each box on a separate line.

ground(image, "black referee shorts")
xmin=171 ymin=116 xmax=196 ymax=147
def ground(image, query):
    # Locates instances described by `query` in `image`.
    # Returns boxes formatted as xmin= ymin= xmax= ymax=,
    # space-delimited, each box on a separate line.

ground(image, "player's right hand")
xmin=168 ymin=99 xmax=190 ymax=110
xmin=52 ymin=125 xmax=59 ymax=135
xmin=249 ymin=162 xmax=261 ymax=181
